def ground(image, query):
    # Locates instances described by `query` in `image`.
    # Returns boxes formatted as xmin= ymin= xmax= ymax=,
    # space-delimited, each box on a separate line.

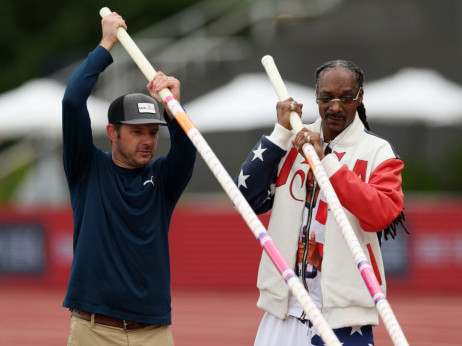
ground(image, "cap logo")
xmin=138 ymin=103 xmax=156 ymax=114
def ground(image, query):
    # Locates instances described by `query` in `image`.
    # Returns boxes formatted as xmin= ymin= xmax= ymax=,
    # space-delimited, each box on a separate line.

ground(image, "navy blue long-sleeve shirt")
xmin=62 ymin=45 xmax=196 ymax=325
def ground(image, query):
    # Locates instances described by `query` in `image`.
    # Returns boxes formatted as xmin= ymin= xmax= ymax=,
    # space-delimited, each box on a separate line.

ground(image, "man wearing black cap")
xmin=61 ymin=12 xmax=196 ymax=346
xmin=106 ymin=93 xmax=167 ymax=169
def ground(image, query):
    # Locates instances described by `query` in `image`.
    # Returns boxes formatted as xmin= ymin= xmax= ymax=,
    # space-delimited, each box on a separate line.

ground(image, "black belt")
xmin=71 ymin=309 xmax=155 ymax=331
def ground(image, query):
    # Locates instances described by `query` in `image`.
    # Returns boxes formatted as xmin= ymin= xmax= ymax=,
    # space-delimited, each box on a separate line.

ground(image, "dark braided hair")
xmin=314 ymin=60 xmax=408 ymax=242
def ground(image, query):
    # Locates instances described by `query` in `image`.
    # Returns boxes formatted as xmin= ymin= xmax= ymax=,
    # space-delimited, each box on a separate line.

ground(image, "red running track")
xmin=0 ymin=285 xmax=460 ymax=345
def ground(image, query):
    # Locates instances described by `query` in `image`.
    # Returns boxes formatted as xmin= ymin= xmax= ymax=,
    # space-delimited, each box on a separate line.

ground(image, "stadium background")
xmin=1 ymin=0 xmax=462 ymax=345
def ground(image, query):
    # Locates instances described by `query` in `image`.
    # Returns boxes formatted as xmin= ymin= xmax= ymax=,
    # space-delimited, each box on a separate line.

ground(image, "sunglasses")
xmin=316 ymin=87 xmax=362 ymax=106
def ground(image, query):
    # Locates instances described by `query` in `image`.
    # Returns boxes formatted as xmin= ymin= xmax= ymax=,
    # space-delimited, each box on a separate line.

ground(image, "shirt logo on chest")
xmin=143 ymin=176 xmax=154 ymax=187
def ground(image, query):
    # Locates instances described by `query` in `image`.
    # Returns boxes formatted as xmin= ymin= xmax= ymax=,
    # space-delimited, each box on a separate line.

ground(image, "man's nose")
xmin=141 ymin=134 xmax=154 ymax=146
xmin=328 ymin=100 xmax=343 ymax=112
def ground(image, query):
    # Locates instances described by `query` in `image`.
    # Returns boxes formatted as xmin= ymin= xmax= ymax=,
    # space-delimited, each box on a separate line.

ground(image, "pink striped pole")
xmin=100 ymin=8 xmax=341 ymax=346
xmin=262 ymin=55 xmax=409 ymax=346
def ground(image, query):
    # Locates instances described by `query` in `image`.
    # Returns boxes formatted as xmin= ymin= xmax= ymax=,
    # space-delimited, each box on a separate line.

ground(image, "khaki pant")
xmin=67 ymin=315 xmax=174 ymax=346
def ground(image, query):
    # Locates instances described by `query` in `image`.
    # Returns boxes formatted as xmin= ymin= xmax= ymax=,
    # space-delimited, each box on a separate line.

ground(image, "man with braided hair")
xmin=235 ymin=60 xmax=406 ymax=345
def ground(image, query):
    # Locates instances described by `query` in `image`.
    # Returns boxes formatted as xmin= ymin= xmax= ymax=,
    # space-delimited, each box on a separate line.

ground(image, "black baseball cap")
xmin=108 ymin=93 xmax=167 ymax=125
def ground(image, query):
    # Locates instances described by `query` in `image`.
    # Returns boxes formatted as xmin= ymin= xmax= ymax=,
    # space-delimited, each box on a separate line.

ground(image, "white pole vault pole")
xmin=99 ymin=8 xmax=341 ymax=346
xmin=261 ymin=55 xmax=409 ymax=346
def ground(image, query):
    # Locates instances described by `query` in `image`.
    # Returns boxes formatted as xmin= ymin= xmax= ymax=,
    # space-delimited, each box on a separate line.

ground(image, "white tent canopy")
xmin=1 ymin=68 xmax=461 ymax=140
xmin=184 ymin=68 xmax=462 ymax=131
xmin=365 ymin=68 xmax=462 ymax=126
xmin=184 ymin=73 xmax=318 ymax=132
xmin=0 ymin=78 xmax=110 ymax=138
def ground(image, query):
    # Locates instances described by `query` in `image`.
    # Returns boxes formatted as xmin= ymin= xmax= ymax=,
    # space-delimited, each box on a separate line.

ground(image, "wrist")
xmin=99 ymin=38 xmax=116 ymax=52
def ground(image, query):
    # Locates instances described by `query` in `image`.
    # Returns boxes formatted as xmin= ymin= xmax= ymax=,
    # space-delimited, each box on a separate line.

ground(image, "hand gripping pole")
xmin=99 ymin=8 xmax=341 ymax=346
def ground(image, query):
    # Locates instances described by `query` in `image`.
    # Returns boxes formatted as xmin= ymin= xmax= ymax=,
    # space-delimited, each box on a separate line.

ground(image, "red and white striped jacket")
xmin=235 ymin=114 xmax=404 ymax=329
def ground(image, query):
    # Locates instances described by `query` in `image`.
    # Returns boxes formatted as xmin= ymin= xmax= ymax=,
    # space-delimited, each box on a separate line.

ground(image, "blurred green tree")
xmin=0 ymin=0 xmax=201 ymax=93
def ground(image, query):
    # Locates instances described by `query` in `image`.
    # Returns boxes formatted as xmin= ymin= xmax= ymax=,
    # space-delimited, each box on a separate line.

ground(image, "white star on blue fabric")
xmin=350 ymin=325 xmax=363 ymax=336
xmin=263 ymin=184 xmax=276 ymax=202
xmin=252 ymin=143 xmax=267 ymax=161
xmin=309 ymin=323 xmax=344 ymax=346
xmin=237 ymin=170 xmax=250 ymax=189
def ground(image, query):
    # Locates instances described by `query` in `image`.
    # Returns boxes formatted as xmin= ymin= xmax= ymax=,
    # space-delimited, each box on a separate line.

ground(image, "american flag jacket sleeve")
xmin=234 ymin=135 xmax=287 ymax=215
